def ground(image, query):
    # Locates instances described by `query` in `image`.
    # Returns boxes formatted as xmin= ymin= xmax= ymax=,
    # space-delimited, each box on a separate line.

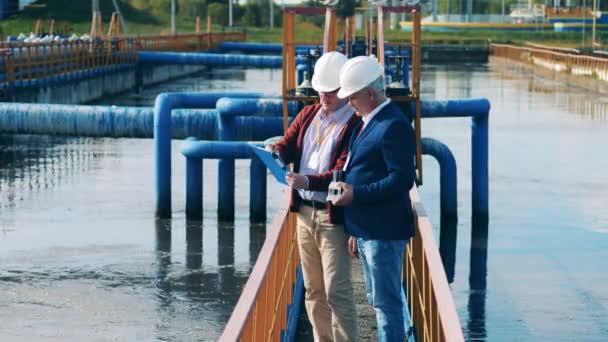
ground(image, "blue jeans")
xmin=358 ymin=238 xmax=413 ymax=342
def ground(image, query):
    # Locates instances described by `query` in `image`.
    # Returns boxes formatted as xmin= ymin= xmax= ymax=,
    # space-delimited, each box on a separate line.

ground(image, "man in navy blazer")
xmin=332 ymin=56 xmax=416 ymax=342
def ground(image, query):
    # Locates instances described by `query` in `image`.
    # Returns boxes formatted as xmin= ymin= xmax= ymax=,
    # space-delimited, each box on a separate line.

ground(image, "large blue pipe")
xmin=418 ymin=98 xmax=490 ymax=220
xmin=181 ymin=140 xmax=266 ymax=222
xmin=139 ymin=51 xmax=305 ymax=68
xmin=421 ymin=137 xmax=457 ymax=220
xmin=1 ymin=64 xmax=135 ymax=90
xmin=154 ymin=92 xmax=261 ymax=218
xmin=215 ymin=97 xmax=296 ymax=221
xmin=216 ymin=98 xmax=299 ymax=118
xmin=217 ymin=42 xmax=323 ymax=55
xmin=0 ymin=102 xmax=290 ymax=140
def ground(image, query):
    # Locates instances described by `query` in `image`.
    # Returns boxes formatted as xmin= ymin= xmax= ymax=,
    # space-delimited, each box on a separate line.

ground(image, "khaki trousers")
xmin=296 ymin=205 xmax=359 ymax=342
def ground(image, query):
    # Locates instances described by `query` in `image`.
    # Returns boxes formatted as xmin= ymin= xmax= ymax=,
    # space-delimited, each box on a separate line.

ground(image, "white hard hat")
xmin=311 ymin=51 xmax=348 ymax=93
xmin=337 ymin=56 xmax=384 ymax=99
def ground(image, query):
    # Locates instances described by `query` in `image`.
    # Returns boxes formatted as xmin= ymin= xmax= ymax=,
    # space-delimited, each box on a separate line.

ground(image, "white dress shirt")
xmin=298 ymin=103 xmax=355 ymax=202
xmin=360 ymin=98 xmax=390 ymax=131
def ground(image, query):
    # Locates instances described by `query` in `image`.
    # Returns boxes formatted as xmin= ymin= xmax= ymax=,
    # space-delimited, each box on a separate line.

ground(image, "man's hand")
xmin=264 ymin=143 xmax=274 ymax=152
xmin=285 ymin=172 xmax=308 ymax=190
xmin=348 ymin=236 xmax=359 ymax=258
xmin=333 ymin=182 xmax=354 ymax=206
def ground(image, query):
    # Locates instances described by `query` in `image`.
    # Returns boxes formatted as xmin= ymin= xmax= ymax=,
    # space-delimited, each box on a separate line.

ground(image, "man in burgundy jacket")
xmin=269 ymin=52 xmax=361 ymax=342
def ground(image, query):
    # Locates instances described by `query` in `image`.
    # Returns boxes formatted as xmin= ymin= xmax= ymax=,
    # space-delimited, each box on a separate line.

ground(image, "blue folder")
xmin=251 ymin=146 xmax=288 ymax=185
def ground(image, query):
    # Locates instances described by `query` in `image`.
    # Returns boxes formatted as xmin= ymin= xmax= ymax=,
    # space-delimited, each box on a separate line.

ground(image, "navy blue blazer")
xmin=343 ymin=102 xmax=416 ymax=240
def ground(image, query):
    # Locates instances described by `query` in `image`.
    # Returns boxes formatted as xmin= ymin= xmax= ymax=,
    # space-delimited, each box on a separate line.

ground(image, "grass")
xmin=0 ymin=0 xmax=605 ymax=48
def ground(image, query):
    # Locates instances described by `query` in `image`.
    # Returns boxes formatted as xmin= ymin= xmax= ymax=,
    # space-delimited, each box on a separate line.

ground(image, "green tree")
xmin=179 ymin=0 xmax=207 ymax=17
xmin=208 ymin=2 xmax=227 ymax=25
xmin=242 ymin=2 xmax=262 ymax=27
xmin=335 ymin=0 xmax=360 ymax=18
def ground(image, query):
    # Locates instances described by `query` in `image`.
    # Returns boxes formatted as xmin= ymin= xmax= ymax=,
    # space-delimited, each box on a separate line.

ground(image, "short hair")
xmin=366 ymin=75 xmax=385 ymax=96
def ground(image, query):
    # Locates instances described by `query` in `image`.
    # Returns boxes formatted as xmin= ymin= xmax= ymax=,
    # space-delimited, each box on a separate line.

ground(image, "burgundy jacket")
xmin=273 ymin=103 xmax=361 ymax=224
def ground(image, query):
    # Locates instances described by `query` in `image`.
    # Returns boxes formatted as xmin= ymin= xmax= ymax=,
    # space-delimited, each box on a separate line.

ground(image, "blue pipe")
xmin=181 ymin=140 xmax=266 ymax=222
xmin=0 ymin=102 xmax=287 ymax=140
xmin=215 ymin=98 xmax=299 ymax=118
xmin=421 ymin=137 xmax=457 ymax=220
xmin=185 ymin=137 xmax=204 ymax=220
xmin=139 ymin=51 xmax=306 ymax=68
xmin=250 ymin=157 xmax=267 ymax=223
xmin=282 ymin=266 xmax=305 ymax=342
xmin=154 ymin=92 xmax=261 ymax=219
xmin=217 ymin=42 xmax=323 ymax=55
xmin=181 ymin=140 xmax=255 ymax=159
xmin=0 ymin=103 xmax=217 ymax=138
xmin=296 ymin=64 xmax=306 ymax=85
xmin=215 ymin=97 xmax=296 ymax=221
xmin=418 ymin=98 xmax=490 ymax=221
xmin=2 ymin=64 xmax=135 ymax=90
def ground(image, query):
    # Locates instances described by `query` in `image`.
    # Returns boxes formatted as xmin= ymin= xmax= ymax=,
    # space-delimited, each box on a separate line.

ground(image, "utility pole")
xmin=467 ymin=0 xmax=472 ymax=22
xmin=111 ymin=0 xmax=128 ymax=34
xmin=229 ymin=0 xmax=233 ymax=27
xmin=582 ymin=0 xmax=586 ymax=47
xmin=270 ymin=0 xmax=274 ymax=29
xmin=92 ymin=0 xmax=99 ymax=15
xmin=592 ymin=0 xmax=597 ymax=47
xmin=171 ymin=0 xmax=176 ymax=34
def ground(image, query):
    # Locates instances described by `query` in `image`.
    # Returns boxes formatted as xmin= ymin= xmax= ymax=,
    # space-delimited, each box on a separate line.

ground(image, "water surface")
xmin=1 ymin=62 xmax=608 ymax=341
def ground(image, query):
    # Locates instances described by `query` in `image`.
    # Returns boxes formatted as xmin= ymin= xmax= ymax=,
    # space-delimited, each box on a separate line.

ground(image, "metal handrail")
xmin=405 ymin=187 xmax=465 ymax=342
xmin=0 ymin=31 xmax=246 ymax=90
xmin=219 ymin=191 xmax=299 ymax=341
xmin=491 ymin=43 xmax=608 ymax=82
xmin=221 ymin=186 xmax=465 ymax=341
xmin=0 ymin=39 xmax=138 ymax=85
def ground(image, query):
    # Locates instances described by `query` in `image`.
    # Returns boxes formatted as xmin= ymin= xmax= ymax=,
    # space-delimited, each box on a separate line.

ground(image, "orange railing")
xmin=136 ymin=32 xmax=246 ymax=52
xmin=0 ymin=31 xmax=246 ymax=90
xmin=404 ymin=187 xmax=464 ymax=342
xmin=220 ymin=192 xmax=300 ymax=341
xmin=0 ymin=39 xmax=138 ymax=86
xmin=491 ymin=43 xmax=608 ymax=82
xmin=222 ymin=187 xmax=465 ymax=341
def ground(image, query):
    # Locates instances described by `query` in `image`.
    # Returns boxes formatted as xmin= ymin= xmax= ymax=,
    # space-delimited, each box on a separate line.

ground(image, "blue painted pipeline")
xmin=215 ymin=97 xmax=296 ymax=221
xmin=180 ymin=140 xmax=267 ymax=222
xmin=216 ymin=97 xmax=299 ymax=118
xmin=181 ymin=140 xmax=256 ymax=159
xmin=2 ymin=65 xmax=136 ymax=91
xmin=421 ymin=137 xmax=457 ymax=220
xmin=249 ymin=156 xmax=267 ymax=223
xmin=139 ymin=51 xmax=306 ymax=68
xmin=217 ymin=42 xmax=323 ymax=55
xmin=154 ymin=91 xmax=261 ymax=218
xmin=284 ymin=266 xmax=305 ymax=342
xmin=418 ymin=98 xmax=490 ymax=220
xmin=419 ymin=98 xmax=490 ymax=118
xmin=0 ymin=102 xmax=216 ymax=138
xmin=296 ymin=64 xmax=306 ymax=85
xmin=0 ymin=101 xmax=286 ymax=140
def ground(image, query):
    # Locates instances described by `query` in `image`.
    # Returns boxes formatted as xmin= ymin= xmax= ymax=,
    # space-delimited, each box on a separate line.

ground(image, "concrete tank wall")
xmin=7 ymin=64 xmax=207 ymax=104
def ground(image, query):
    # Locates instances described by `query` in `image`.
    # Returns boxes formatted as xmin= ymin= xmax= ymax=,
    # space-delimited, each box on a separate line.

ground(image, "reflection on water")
xmin=467 ymin=218 xmax=489 ymax=341
xmin=423 ymin=63 xmax=608 ymax=340
xmin=525 ymin=77 xmax=608 ymax=123
xmin=439 ymin=219 xmax=457 ymax=284
xmin=0 ymin=135 xmax=100 ymax=209
xmin=438 ymin=218 xmax=488 ymax=341
xmin=2 ymin=63 xmax=608 ymax=340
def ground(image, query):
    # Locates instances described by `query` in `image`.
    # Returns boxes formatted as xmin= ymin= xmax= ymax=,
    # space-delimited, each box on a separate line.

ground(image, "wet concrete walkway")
xmin=296 ymin=258 xmax=377 ymax=341
xmin=352 ymin=258 xmax=378 ymax=341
